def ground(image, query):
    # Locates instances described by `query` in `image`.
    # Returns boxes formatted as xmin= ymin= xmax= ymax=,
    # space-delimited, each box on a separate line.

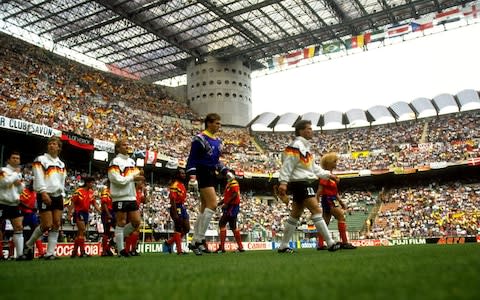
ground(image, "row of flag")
xmin=266 ymin=2 xmax=478 ymax=70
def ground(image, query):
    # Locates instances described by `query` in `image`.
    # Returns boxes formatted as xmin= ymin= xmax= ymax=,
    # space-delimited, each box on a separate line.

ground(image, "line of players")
xmin=1 ymin=115 xmax=356 ymax=260
xmin=0 ymin=136 xmax=148 ymax=260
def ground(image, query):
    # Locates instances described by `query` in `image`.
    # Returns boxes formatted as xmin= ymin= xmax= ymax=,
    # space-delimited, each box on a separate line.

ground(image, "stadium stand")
xmin=0 ymin=26 xmax=479 ymax=244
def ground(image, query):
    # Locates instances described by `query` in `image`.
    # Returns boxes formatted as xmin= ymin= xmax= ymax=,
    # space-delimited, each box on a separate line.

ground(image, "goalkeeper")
xmin=186 ymin=113 xmax=234 ymax=255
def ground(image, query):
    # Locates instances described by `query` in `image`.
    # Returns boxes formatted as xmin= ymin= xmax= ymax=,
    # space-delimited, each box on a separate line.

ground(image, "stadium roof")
xmin=249 ymin=89 xmax=480 ymax=131
xmin=0 ymin=0 xmax=470 ymax=82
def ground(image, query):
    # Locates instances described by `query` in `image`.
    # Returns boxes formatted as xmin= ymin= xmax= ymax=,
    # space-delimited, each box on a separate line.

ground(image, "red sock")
xmin=8 ymin=240 xmax=14 ymax=258
xmin=338 ymin=221 xmax=348 ymax=244
xmin=125 ymin=235 xmax=132 ymax=252
xmin=234 ymin=230 xmax=243 ymax=250
xmin=317 ymin=232 xmax=325 ymax=248
xmin=35 ymin=240 xmax=45 ymax=256
xmin=102 ymin=234 xmax=109 ymax=251
xmin=79 ymin=237 xmax=86 ymax=254
xmin=166 ymin=235 xmax=175 ymax=245
xmin=173 ymin=232 xmax=182 ymax=254
xmin=130 ymin=232 xmax=139 ymax=252
xmin=72 ymin=238 xmax=80 ymax=255
xmin=219 ymin=228 xmax=227 ymax=250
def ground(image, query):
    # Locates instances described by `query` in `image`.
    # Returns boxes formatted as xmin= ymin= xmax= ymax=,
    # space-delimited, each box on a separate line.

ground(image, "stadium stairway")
xmin=250 ymin=136 xmax=265 ymax=154
xmin=420 ymin=121 xmax=429 ymax=143
xmin=374 ymin=202 xmax=401 ymax=228
xmin=327 ymin=209 xmax=373 ymax=232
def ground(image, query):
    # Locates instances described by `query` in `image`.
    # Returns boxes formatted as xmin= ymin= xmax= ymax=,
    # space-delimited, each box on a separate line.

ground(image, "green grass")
xmin=1 ymin=244 xmax=479 ymax=300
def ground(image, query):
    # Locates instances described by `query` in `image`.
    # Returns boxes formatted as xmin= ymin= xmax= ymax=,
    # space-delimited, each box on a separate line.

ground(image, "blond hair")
xmin=320 ymin=152 xmax=338 ymax=170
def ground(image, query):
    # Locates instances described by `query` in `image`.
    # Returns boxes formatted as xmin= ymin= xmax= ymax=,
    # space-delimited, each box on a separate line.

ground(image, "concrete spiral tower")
xmin=187 ymin=56 xmax=252 ymax=126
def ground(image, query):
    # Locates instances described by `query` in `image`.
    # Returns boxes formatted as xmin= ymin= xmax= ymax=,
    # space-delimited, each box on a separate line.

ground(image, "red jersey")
xmin=319 ymin=178 xmax=337 ymax=196
xmin=71 ymin=187 xmax=95 ymax=212
xmin=100 ymin=187 xmax=112 ymax=211
xmin=169 ymin=180 xmax=187 ymax=205
xmin=223 ymin=180 xmax=240 ymax=205
xmin=19 ymin=188 xmax=36 ymax=213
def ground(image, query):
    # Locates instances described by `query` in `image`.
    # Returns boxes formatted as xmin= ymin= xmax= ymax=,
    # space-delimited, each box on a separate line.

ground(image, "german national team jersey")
xmin=32 ymin=153 xmax=66 ymax=196
xmin=71 ymin=187 xmax=95 ymax=212
xmin=319 ymin=178 xmax=337 ymax=196
xmin=100 ymin=188 xmax=112 ymax=210
xmin=169 ymin=180 xmax=187 ymax=205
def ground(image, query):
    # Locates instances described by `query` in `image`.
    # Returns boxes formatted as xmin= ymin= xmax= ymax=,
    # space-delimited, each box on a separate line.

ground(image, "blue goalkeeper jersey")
xmin=186 ymin=130 xmax=227 ymax=175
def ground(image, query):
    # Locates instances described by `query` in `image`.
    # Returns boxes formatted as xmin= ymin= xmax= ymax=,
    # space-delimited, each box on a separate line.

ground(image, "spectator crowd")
xmin=1 ymin=33 xmax=479 ymax=241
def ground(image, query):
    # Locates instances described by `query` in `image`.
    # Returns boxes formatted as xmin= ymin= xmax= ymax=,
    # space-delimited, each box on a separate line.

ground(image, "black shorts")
xmin=288 ymin=181 xmax=318 ymax=203
xmin=112 ymin=201 xmax=138 ymax=212
xmin=196 ymin=166 xmax=218 ymax=189
xmin=37 ymin=194 xmax=64 ymax=211
xmin=0 ymin=204 xmax=22 ymax=220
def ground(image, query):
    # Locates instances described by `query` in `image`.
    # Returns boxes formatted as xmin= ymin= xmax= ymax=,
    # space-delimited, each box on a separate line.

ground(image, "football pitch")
xmin=1 ymin=243 xmax=478 ymax=300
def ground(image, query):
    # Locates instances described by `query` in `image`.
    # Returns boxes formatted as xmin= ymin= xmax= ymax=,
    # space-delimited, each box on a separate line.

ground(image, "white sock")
xmin=280 ymin=217 xmax=298 ymax=249
xmin=26 ymin=226 xmax=43 ymax=248
xmin=115 ymin=226 xmax=125 ymax=251
xmin=199 ymin=208 xmax=215 ymax=242
xmin=123 ymin=223 xmax=134 ymax=237
xmin=13 ymin=232 xmax=24 ymax=258
xmin=193 ymin=212 xmax=203 ymax=243
xmin=46 ymin=230 xmax=59 ymax=256
xmin=312 ymin=214 xmax=334 ymax=247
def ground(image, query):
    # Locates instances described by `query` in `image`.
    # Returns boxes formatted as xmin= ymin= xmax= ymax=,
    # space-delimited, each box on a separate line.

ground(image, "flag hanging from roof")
xmin=345 ymin=34 xmax=365 ymax=49
xmin=303 ymin=45 xmax=321 ymax=58
xmin=410 ymin=18 xmax=434 ymax=32
xmin=433 ymin=7 xmax=463 ymax=25
xmin=386 ymin=23 xmax=411 ymax=38
xmin=285 ymin=50 xmax=303 ymax=65
xmin=267 ymin=56 xmax=286 ymax=69
xmin=365 ymin=29 xmax=385 ymax=43
xmin=462 ymin=3 xmax=479 ymax=19
xmin=322 ymin=42 xmax=341 ymax=54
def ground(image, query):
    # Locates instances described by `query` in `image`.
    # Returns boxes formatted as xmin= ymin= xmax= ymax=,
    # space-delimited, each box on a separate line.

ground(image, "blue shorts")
xmin=73 ymin=211 xmax=89 ymax=223
xmin=101 ymin=210 xmax=116 ymax=226
xmin=170 ymin=204 xmax=189 ymax=220
xmin=321 ymin=195 xmax=339 ymax=214
xmin=222 ymin=204 xmax=240 ymax=218
xmin=22 ymin=212 xmax=40 ymax=228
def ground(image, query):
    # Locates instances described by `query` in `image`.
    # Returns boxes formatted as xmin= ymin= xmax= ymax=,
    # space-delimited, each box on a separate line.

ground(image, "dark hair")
xmin=294 ymin=120 xmax=312 ymax=136
xmin=82 ymin=176 xmax=95 ymax=187
xmin=170 ymin=168 xmax=186 ymax=184
xmin=8 ymin=151 xmax=21 ymax=159
xmin=174 ymin=168 xmax=186 ymax=180
xmin=204 ymin=113 xmax=221 ymax=129
xmin=27 ymin=180 xmax=34 ymax=190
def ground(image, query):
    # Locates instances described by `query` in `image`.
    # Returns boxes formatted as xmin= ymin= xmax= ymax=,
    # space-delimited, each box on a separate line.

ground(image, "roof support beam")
xmin=3 ymin=0 xmax=53 ymax=20
xmin=54 ymin=0 xmax=167 ymax=43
